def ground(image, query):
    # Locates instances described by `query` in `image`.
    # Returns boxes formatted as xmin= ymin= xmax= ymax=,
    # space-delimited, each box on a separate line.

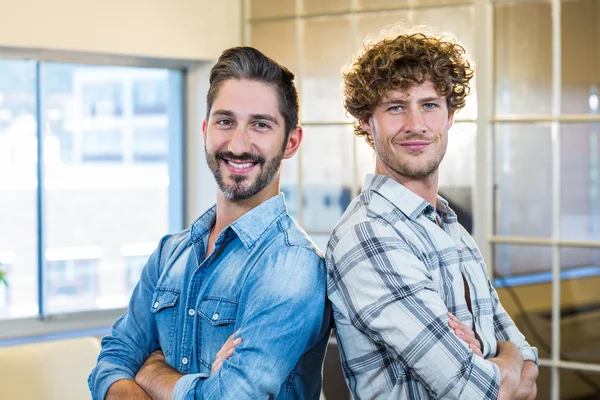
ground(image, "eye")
xmin=387 ymin=105 xmax=403 ymax=113
xmin=423 ymin=103 xmax=438 ymax=110
xmin=253 ymin=121 xmax=271 ymax=130
xmin=216 ymin=119 xmax=234 ymax=127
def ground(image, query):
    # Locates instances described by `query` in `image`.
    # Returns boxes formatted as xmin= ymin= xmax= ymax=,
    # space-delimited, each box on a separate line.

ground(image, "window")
xmin=0 ymin=59 xmax=38 ymax=320
xmin=46 ymin=246 xmax=101 ymax=314
xmin=0 ymin=251 xmax=16 ymax=317
xmin=0 ymin=59 xmax=184 ymax=321
xmin=121 ymin=242 xmax=156 ymax=293
xmin=133 ymin=79 xmax=168 ymax=115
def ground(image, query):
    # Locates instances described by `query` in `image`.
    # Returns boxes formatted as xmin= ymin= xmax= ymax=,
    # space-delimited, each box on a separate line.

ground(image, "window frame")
xmin=0 ymin=48 xmax=196 ymax=341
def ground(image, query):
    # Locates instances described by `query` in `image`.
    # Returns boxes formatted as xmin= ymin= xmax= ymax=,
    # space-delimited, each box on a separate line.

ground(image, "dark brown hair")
xmin=343 ymin=32 xmax=474 ymax=148
xmin=207 ymin=46 xmax=299 ymax=136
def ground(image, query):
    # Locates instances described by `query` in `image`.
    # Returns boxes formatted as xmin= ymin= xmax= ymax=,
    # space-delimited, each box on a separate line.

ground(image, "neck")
xmin=212 ymin=178 xmax=281 ymax=238
xmin=375 ymin=161 xmax=439 ymax=207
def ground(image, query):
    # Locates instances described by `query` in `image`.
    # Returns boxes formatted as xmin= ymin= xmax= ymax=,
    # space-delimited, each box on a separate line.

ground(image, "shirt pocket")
xmin=198 ymin=297 xmax=239 ymax=370
xmin=150 ymin=289 xmax=181 ymax=356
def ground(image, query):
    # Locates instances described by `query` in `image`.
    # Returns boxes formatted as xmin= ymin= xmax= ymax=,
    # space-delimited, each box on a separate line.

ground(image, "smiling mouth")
xmin=225 ymin=160 xmax=256 ymax=169
xmin=399 ymin=141 xmax=431 ymax=151
xmin=221 ymin=158 xmax=261 ymax=174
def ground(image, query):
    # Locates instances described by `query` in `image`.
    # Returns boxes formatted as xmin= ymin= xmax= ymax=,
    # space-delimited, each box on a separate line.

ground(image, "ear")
xmin=447 ymin=112 xmax=455 ymax=130
xmin=282 ymin=126 xmax=303 ymax=159
xmin=202 ymin=117 xmax=208 ymax=145
xmin=360 ymin=117 xmax=374 ymax=137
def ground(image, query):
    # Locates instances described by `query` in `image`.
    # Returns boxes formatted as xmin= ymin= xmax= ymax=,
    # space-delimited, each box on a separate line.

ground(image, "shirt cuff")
xmin=521 ymin=346 xmax=539 ymax=365
xmin=174 ymin=373 xmax=209 ymax=400
xmin=93 ymin=373 xmax=135 ymax=400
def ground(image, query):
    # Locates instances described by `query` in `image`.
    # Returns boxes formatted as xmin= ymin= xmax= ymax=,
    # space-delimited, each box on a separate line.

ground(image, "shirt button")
xmin=153 ymin=302 xmax=159 ymax=308
xmin=182 ymin=357 xmax=188 ymax=365
xmin=188 ymin=308 xmax=195 ymax=316
xmin=212 ymin=313 xmax=219 ymax=320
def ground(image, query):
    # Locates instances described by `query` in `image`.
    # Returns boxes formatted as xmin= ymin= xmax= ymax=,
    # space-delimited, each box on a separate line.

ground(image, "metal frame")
xmin=0 ymin=49 xmax=190 ymax=341
xmin=244 ymin=1 xmax=600 ymax=398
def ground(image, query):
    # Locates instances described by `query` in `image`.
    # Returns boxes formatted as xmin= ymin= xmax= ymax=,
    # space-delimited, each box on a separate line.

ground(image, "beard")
xmin=205 ymin=149 xmax=284 ymax=201
xmin=373 ymin=131 xmax=447 ymax=181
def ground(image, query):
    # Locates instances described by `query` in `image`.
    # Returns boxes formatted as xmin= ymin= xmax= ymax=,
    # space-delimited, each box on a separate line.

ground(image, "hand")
xmin=514 ymin=361 xmax=538 ymax=400
xmin=212 ymin=331 xmax=242 ymax=374
xmin=447 ymin=312 xmax=483 ymax=357
xmin=491 ymin=341 xmax=524 ymax=400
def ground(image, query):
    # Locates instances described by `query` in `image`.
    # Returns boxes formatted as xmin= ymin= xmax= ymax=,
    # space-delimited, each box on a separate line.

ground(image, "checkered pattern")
xmin=326 ymin=174 xmax=538 ymax=400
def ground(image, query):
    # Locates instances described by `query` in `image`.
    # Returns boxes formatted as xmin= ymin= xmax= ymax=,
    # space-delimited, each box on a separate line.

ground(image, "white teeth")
xmin=226 ymin=160 xmax=254 ymax=169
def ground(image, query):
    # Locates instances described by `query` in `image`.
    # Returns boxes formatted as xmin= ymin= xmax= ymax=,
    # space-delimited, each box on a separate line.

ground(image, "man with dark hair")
xmin=89 ymin=46 xmax=330 ymax=400
xmin=326 ymin=31 xmax=538 ymax=399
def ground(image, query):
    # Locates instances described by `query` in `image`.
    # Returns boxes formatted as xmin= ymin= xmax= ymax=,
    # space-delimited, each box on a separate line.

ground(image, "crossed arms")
xmin=327 ymin=222 xmax=538 ymax=399
xmin=89 ymin=241 xmax=329 ymax=400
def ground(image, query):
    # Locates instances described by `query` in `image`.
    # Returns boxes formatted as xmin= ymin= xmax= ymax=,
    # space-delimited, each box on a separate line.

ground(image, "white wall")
xmin=0 ymin=0 xmax=241 ymax=60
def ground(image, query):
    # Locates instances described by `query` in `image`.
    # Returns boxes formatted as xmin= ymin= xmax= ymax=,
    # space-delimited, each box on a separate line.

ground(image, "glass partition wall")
xmin=246 ymin=0 xmax=600 ymax=398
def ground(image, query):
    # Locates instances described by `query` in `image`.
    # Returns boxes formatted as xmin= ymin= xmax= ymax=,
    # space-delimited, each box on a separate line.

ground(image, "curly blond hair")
xmin=343 ymin=31 xmax=474 ymax=148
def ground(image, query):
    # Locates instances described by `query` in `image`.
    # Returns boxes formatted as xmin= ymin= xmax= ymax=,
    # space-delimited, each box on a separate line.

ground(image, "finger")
xmin=447 ymin=312 xmax=459 ymax=321
xmin=449 ymin=319 xmax=477 ymax=342
xmin=455 ymin=328 xmax=479 ymax=348
xmin=211 ymin=360 xmax=222 ymax=374
xmin=470 ymin=343 xmax=483 ymax=357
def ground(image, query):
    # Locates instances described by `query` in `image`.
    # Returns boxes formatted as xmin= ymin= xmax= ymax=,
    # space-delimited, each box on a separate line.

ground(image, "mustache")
xmin=215 ymin=151 xmax=265 ymax=164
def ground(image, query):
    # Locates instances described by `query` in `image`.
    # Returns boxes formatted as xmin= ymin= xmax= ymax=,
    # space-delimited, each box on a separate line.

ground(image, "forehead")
xmin=380 ymin=80 xmax=441 ymax=102
xmin=211 ymin=79 xmax=282 ymax=119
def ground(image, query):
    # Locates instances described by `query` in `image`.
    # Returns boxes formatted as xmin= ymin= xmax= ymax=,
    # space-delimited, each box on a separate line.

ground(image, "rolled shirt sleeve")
xmin=88 ymin=235 xmax=170 ymax=400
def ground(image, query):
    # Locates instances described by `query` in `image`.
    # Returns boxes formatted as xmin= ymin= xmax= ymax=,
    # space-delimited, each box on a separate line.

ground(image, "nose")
xmin=227 ymin=126 xmax=252 ymax=155
xmin=405 ymin=109 xmax=427 ymax=133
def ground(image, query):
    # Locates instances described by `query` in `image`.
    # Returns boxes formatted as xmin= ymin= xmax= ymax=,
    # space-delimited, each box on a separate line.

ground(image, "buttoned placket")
xmin=179 ymin=230 xmax=232 ymax=373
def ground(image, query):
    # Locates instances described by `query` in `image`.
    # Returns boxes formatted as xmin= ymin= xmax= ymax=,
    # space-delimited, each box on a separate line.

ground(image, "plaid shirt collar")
xmin=363 ymin=173 xmax=456 ymax=223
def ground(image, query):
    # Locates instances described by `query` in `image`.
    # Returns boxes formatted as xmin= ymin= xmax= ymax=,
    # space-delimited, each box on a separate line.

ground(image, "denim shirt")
xmin=89 ymin=194 xmax=331 ymax=400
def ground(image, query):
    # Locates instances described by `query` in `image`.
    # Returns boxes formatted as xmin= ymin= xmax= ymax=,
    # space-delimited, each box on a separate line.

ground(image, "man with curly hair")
xmin=325 ymin=31 xmax=539 ymax=399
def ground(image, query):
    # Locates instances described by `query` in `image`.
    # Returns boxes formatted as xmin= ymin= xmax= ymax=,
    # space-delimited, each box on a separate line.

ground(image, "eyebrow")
xmin=380 ymin=96 xmax=445 ymax=106
xmin=210 ymin=110 xmax=280 ymax=126
xmin=250 ymin=113 xmax=279 ymax=126
xmin=211 ymin=109 xmax=235 ymax=118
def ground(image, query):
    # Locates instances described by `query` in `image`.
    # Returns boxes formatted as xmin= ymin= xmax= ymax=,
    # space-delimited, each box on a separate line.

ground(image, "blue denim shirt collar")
xmin=190 ymin=193 xmax=287 ymax=250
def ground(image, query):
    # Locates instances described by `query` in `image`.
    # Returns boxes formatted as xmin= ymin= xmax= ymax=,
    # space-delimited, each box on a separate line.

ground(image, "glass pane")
xmin=415 ymin=0 xmax=473 ymax=6
xmin=303 ymin=0 xmax=350 ymax=15
xmin=357 ymin=0 xmax=409 ymax=11
xmin=494 ymin=1 xmax=552 ymax=116
xmin=412 ymin=6 xmax=477 ymax=120
xmin=561 ymin=123 xmax=600 ymax=240
xmin=251 ymin=21 xmax=298 ymax=73
xmin=560 ymin=369 xmax=600 ymax=399
xmin=561 ymin=0 xmax=600 ymax=114
xmin=494 ymin=248 xmax=552 ymax=359
xmin=302 ymin=17 xmax=353 ymax=122
xmin=281 ymin=150 xmax=300 ymax=222
xmin=0 ymin=59 xmax=38 ymax=320
xmin=250 ymin=0 xmax=296 ymax=19
xmin=355 ymin=133 xmax=375 ymax=192
xmin=494 ymin=123 xmax=552 ymax=237
xmin=560 ymin=247 xmax=600 ymax=366
xmin=356 ymin=11 xmax=409 ymax=49
xmin=439 ymin=123 xmax=476 ymax=233
xmin=493 ymin=244 xmax=552 ymax=278
xmin=43 ymin=63 xmax=180 ymax=314
xmin=301 ymin=125 xmax=353 ymax=232
xmin=308 ymin=233 xmax=330 ymax=253
xmin=536 ymin=367 xmax=552 ymax=399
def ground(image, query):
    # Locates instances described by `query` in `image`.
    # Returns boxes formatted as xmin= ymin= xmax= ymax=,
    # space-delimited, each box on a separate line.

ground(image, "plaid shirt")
xmin=326 ymin=174 xmax=538 ymax=400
